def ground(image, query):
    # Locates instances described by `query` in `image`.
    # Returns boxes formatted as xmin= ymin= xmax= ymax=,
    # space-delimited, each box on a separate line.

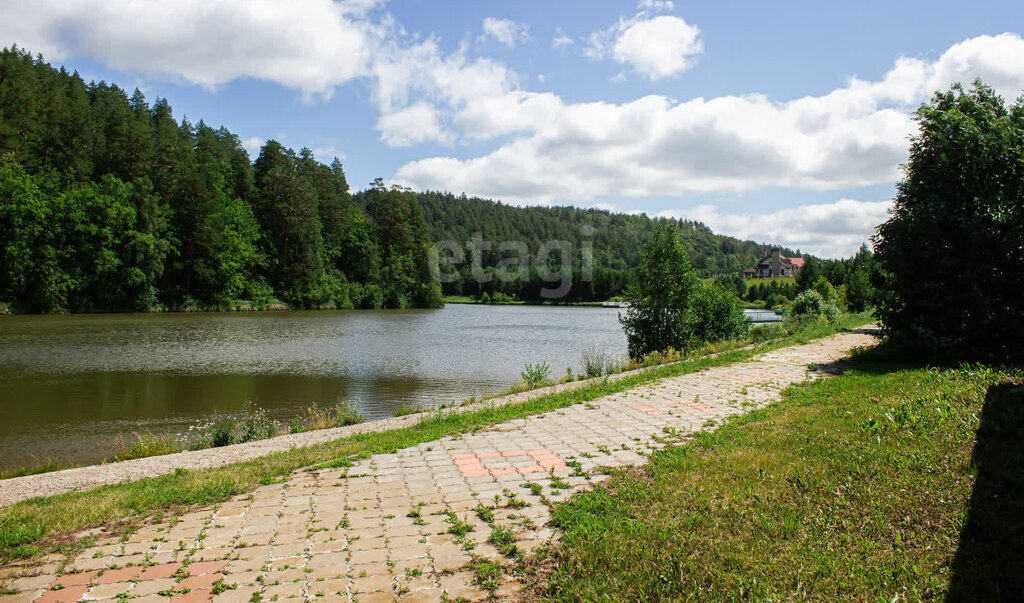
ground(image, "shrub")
xmin=790 ymin=290 xmax=840 ymax=326
xmin=288 ymin=401 xmax=364 ymax=433
xmin=521 ymin=362 xmax=552 ymax=388
xmin=187 ymin=402 xmax=282 ymax=449
xmin=392 ymin=403 xmax=422 ymax=417
xmin=581 ymin=348 xmax=610 ymax=377
xmin=873 ymin=81 xmax=1024 ymax=362
xmin=749 ymin=323 xmax=785 ymax=343
xmin=106 ymin=433 xmax=183 ymax=462
xmin=688 ymin=283 xmax=751 ymax=343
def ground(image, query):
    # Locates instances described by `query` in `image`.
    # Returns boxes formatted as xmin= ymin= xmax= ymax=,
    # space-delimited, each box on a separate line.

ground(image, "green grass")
xmin=540 ymin=347 xmax=1024 ymax=601
xmin=0 ymin=312 xmax=872 ymax=562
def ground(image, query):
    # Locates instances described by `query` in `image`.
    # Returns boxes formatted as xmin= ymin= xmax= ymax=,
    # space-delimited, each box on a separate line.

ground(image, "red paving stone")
xmin=93 ymin=566 xmax=141 ymax=583
xmin=177 ymin=572 xmax=220 ymax=590
xmin=35 ymin=584 xmax=89 ymax=603
xmin=137 ymin=562 xmax=182 ymax=580
xmin=452 ymin=449 xmax=567 ymax=477
xmin=50 ymin=571 xmax=97 ymax=587
xmin=628 ymin=400 xmax=716 ymax=415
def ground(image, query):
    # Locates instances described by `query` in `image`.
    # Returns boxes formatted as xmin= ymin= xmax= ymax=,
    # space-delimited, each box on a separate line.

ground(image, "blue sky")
xmin=2 ymin=0 xmax=1022 ymax=256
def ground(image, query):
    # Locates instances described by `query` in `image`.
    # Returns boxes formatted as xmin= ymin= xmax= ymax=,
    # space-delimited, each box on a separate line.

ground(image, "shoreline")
xmin=0 ymin=361 xmax=659 ymax=507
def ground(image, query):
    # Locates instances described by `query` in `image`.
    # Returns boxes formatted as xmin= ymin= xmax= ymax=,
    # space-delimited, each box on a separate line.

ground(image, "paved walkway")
xmin=0 ymin=329 xmax=876 ymax=602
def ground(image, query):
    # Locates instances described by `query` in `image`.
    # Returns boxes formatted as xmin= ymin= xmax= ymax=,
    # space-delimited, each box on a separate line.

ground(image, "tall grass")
xmin=288 ymin=401 xmax=364 ymax=432
xmin=106 ymin=433 xmax=183 ymax=463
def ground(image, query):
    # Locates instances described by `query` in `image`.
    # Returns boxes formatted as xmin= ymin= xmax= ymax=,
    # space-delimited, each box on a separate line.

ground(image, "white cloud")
xmin=375 ymin=102 xmax=450 ymax=146
xmin=659 ymin=199 xmax=894 ymax=258
xmin=395 ymin=34 xmax=1024 ymax=203
xmin=585 ymin=4 xmax=702 ymax=80
xmin=612 ymin=16 xmax=703 ymax=80
xmin=313 ymin=146 xmax=345 ymax=161
xmin=638 ymin=0 xmax=675 ymax=12
xmin=0 ymin=0 xmax=384 ymax=101
xmin=552 ymin=27 xmax=573 ymax=48
xmin=480 ymin=17 xmax=530 ymax=47
xmin=241 ymin=137 xmax=265 ymax=157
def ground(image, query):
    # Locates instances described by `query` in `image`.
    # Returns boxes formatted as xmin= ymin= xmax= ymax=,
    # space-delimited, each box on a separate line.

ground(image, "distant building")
xmin=741 ymin=249 xmax=805 ymax=278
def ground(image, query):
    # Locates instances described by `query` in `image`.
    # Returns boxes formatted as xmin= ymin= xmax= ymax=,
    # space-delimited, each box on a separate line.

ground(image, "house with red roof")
xmin=741 ymin=249 xmax=805 ymax=278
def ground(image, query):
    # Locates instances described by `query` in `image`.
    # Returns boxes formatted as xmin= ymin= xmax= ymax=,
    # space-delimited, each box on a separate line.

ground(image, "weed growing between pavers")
xmin=537 ymin=349 xmax=1024 ymax=601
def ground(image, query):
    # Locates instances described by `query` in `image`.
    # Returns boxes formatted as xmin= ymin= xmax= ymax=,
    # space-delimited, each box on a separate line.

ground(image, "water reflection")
xmin=0 ymin=305 xmax=626 ymax=468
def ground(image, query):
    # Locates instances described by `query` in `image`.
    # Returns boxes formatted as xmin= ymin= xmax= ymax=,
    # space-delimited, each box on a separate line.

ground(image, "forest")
xmin=387 ymin=191 xmax=803 ymax=302
xmin=1 ymin=46 xmax=849 ymax=312
xmin=0 ymin=47 xmax=441 ymax=312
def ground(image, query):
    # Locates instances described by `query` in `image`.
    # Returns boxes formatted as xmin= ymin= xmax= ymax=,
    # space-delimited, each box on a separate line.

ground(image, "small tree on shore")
xmin=873 ymin=81 xmax=1024 ymax=361
xmin=620 ymin=224 xmax=699 ymax=357
xmin=620 ymin=223 xmax=748 ymax=357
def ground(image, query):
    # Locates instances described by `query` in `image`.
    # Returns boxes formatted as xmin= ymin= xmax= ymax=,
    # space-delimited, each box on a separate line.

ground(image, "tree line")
xmin=2 ymin=45 xmax=865 ymax=314
xmin=409 ymin=190 xmax=804 ymax=302
xmin=0 ymin=47 xmax=441 ymax=312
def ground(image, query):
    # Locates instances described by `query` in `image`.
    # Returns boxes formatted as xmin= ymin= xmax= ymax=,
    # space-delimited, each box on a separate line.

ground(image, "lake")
xmin=0 ymin=305 xmax=627 ymax=469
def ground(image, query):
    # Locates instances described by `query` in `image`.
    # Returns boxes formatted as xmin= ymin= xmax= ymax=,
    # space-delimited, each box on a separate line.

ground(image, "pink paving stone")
xmin=454 ymin=459 xmax=484 ymax=467
xmin=517 ymin=466 xmax=544 ymax=474
xmin=93 ymin=566 xmax=142 ymax=584
xmin=177 ymin=573 xmax=220 ymax=591
xmin=501 ymin=450 xmax=527 ymax=457
xmin=51 ymin=571 xmax=98 ymax=587
xmin=187 ymin=560 xmax=228 ymax=576
xmin=460 ymin=468 xmax=490 ymax=478
xmin=36 ymin=584 xmax=89 ymax=603
xmin=475 ymin=451 xmax=501 ymax=458
xmin=681 ymin=402 xmax=716 ymax=411
xmin=450 ymin=453 xmax=477 ymax=460
xmin=137 ymin=562 xmax=182 ymax=580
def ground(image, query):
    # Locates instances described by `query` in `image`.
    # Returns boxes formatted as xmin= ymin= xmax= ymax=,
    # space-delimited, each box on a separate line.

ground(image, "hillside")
xmin=411 ymin=191 xmax=803 ymax=300
xmin=0 ymin=47 xmax=440 ymax=312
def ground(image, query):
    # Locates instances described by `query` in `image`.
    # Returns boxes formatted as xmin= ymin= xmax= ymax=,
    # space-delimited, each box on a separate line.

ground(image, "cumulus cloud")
xmin=396 ymin=34 xmax=1024 ymax=203
xmin=586 ymin=3 xmax=702 ymax=80
xmin=480 ymin=17 xmax=530 ymax=47
xmin=0 ymin=0 xmax=383 ymax=100
xmin=376 ymin=102 xmax=450 ymax=146
xmin=659 ymin=199 xmax=894 ymax=258
xmin=612 ymin=16 xmax=703 ymax=79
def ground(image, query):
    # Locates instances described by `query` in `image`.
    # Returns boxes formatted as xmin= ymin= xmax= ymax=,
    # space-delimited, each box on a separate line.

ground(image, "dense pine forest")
xmin=373 ymin=192 xmax=800 ymax=302
xmin=1 ymin=47 xmax=820 ymax=312
xmin=0 ymin=47 xmax=441 ymax=312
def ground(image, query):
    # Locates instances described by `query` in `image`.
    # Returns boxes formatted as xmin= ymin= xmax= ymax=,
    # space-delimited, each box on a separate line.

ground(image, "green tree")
xmin=619 ymin=224 xmax=701 ymax=357
xmin=795 ymin=256 xmax=821 ymax=292
xmin=873 ymin=81 xmax=1024 ymax=361
xmin=364 ymin=179 xmax=443 ymax=308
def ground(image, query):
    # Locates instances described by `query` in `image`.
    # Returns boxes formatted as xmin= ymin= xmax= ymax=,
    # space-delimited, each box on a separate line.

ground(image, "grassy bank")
xmin=539 ymin=346 xmax=1024 ymax=600
xmin=0 ymin=314 xmax=871 ymax=562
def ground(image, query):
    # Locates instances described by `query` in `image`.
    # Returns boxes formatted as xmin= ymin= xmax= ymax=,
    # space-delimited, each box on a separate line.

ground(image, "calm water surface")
xmin=0 ymin=305 xmax=626 ymax=468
